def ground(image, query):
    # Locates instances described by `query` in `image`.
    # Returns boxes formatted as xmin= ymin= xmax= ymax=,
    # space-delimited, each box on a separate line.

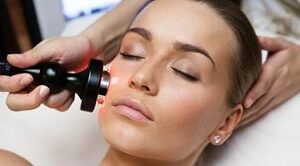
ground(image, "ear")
xmin=209 ymin=104 xmax=244 ymax=146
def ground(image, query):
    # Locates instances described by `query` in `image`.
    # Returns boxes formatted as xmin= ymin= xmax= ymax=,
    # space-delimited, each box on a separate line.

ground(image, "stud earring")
xmin=213 ymin=135 xmax=221 ymax=145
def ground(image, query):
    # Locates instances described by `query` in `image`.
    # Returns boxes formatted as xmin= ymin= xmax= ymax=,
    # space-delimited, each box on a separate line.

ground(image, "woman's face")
xmin=99 ymin=0 xmax=239 ymax=162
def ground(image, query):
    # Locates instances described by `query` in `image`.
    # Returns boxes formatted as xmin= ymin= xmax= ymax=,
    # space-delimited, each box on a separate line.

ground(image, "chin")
xmin=98 ymin=104 xmax=166 ymax=160
xmin=97 ymin=103 xmax=196 ymax=162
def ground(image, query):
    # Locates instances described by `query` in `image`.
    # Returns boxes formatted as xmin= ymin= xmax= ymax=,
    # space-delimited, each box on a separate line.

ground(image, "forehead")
xmin=131 ymin=0 xmax=237 ymax=71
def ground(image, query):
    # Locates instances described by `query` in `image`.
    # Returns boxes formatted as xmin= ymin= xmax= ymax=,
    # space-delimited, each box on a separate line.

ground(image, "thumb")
xmin=7 ymin=48 xmax=53 ymax=68
xmin=259 ymin=36 xmax=289 ymax=52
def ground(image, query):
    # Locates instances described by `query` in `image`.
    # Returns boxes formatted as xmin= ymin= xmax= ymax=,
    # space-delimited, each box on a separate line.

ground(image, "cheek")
xmin=152 ymin=84 xmax=222 ymax=155
xmin=160 ymin=86 xmax=217 ymax=130
xmin=97 ymin=57 xmax=227 ymax=160
xmin=104 ymin=57 xmax=134 ymax=97
xmin=99 ymin=59 xmax=129 ymax=106
xmin=98 ymin=58 xmax=128 ymax=118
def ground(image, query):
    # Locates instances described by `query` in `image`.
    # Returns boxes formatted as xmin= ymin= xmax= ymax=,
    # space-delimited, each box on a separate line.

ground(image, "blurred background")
xmin=0 ymin=0 xmax=121 ymax=55
xmin=0 ymin=2 xmax=121 ymax=165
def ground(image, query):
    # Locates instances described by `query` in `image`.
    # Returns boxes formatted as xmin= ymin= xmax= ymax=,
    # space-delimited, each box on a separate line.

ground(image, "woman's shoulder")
xmin=0 ymin=149 xmax=32 ymax=166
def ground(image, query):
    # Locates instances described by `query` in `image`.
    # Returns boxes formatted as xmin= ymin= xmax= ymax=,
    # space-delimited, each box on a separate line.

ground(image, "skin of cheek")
xmin=98 ymin=56 xmax=228 ymax=161
xmin=96 ymin=0 xmax=238 ymax=163
xmin=153 ymin=77 xmax=227 ymax=160
xmin=98 ymin=57 xmax=162 ymax=159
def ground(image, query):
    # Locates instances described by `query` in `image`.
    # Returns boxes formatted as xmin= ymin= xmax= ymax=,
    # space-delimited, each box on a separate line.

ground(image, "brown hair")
xmin=194 ymin=0 xmax=262 ymax=107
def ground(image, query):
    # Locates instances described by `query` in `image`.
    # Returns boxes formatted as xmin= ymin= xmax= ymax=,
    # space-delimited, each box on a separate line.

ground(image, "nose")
xmin=128 ymin=64 xmax=159 ymax=96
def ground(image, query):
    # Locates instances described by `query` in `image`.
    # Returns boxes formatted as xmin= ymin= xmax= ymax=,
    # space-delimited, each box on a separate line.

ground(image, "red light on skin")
xmin=73 ymin=49 xmax=97 ymax=72
xmin=97 ymin=96 xmax=105 ymax=105
xmin=98 ymin=96 xmax=106 ymax=112
xmin=98 ymin=65 xmax=114 ymax=112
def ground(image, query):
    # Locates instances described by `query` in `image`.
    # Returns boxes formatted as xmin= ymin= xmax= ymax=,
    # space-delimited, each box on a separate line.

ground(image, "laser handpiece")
xmin=0 ymin=58 xmax=110 ymax=112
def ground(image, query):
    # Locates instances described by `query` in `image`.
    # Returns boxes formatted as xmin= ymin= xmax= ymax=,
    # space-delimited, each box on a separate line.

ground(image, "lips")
xmin=112 ymin=97 xmax=154 ymax=122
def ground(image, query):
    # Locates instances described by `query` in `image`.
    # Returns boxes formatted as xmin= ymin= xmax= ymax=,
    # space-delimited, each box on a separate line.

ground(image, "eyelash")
xmin=120 ymin=52 xmax=144 ymax=61
xmin=120 ymin=52 xmax=198 ymax=82
xmin=171 ymin=67 xmax=199 ymax=82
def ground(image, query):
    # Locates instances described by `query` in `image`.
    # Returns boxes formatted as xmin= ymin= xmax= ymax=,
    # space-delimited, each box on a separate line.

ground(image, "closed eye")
xmin=171 ymin=67 xmax=199 ymax=82
xmin=120 ymin=52 xmax=144 ymax=61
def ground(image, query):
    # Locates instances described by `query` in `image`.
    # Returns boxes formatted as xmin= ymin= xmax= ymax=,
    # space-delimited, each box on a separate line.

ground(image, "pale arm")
xmin=81 ymin=0 xmax=150 ymax=62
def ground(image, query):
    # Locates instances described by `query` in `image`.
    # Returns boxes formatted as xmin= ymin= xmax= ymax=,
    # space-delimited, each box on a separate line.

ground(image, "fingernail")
xmin=245 ymin=99 xmax=253 ymax=109
xmin=39 ymin=86 xmax=50 ymax=98
xmin=19 ymin=74 xmax=33 ymax=86
xmin=257 ymin=91 xmax=265 ymax=99
xmin=8 ymin=54 xmax=22 ymax=58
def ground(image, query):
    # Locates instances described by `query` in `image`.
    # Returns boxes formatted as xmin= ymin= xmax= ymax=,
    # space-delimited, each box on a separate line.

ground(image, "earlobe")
xmin=210 ymin=104 xmax=244 ymax=146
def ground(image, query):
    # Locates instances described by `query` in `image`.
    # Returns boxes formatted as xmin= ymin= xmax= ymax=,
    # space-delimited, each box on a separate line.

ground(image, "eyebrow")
xmin=127 ymin=27 xmax=152 ymax=41
xmin=126 ymin=27 xmax=216 ymax=69
xmin=175 ymin=42 xmax=216 ymax=70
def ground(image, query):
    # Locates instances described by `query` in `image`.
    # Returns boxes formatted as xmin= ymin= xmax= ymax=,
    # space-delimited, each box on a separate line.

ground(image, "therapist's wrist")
xmin=79 ymin=27 xmax=123 ymax=64
xmin=79 ymin=0 xmax=151 ymax=59
xmin=79 ymin=31 xmax=104 ymax=58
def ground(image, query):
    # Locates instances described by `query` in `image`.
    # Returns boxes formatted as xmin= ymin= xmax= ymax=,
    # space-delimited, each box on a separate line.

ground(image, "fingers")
xmin=245 ymin=75 xmax=280 ymax=118
xmin=240 ymin=95 xmax=282 ymax=127
xmin=7 ymin=49 xmax=52 ymax=69
xmin=6 ymin=85 xmax=50 ymax=111
xmin=0 ymin=74 xmax=33 ymax=92
xmin=6 ymin=38 xmax=59 ymax=68
xmin=244 ymin=64 xmax=276 ymax=108
xmin=242 ymin=72 xmax=286 ymax=125
xmin=240 ymin=37 xmax=299 ymax=127
xmin=44 ymin=90 xmax=74 ymax=111
xmin=56 ymin=95 xmax=75 ymax=111
xmin=6 ymin=86 xmax=74 ymax=112
xmin=242 ymin=94 xmax=274 ymax=123
xmin=259 ymin=36 xmax=290 ymax=52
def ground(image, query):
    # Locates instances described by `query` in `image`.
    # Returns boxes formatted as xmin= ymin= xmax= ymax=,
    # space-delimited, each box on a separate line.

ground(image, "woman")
xmin=98 ymin=0 xmax=261 ymax=165
xmin=0 ymin=0 xmax=261 ymax=165
xmin=1 ymin=0 xmax=299 ymax=126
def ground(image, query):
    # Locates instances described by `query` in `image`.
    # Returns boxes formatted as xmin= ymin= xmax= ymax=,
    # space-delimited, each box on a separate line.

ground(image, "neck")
xmin=100 ymin=147 xmax=203 ymax=166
